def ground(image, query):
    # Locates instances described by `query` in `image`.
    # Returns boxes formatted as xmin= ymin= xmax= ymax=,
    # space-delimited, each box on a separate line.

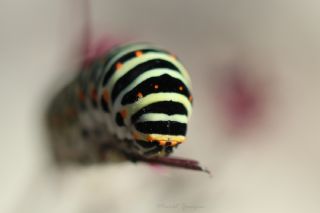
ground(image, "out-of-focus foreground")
xmin=1 ymin=1 xmax=320 ymax=213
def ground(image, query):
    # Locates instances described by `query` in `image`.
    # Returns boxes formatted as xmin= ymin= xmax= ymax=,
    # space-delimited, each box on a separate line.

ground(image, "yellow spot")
xmin=116 ymin=62 xmax=123 ymax=70
xmin=103 ymin=90 xmax=109 ymax=101
xmin=147 ymin=136 xmax=153 ymax=142
xmin=179 ymin=86 xmax=183 ymax=91
xmin=135 ymin=51 xmax=143 ymax=57
xmin=120 ymin=109 xmax=127 ymax=119
xmin=170 ymin=54 xmax=177 ymax=60
xmin=137 ymin=92 xmax=143 ymax=98
xmin=154 ymin=84 xmax=159 ymax=89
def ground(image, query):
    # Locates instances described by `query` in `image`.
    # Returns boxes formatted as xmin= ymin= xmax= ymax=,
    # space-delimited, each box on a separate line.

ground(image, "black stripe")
xmin=111 ymin=59 xmax=181 ymax=103
xmin=121 ymin=74 xmax=190 ymax=105
xmin=102 ymin=49 xmax=168 ymax=87
xmin=135 ymin=121 xmax=187 ymax=136
xmin=131 ymin=101 xmax=188 ymax=124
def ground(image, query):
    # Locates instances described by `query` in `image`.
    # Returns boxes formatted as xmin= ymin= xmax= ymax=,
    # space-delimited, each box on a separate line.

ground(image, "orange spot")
xmin=172 ymin=141 xmax=181 ymax=146
xmin=189 ymin=95 xmax=193 ymax=101
xmin=78 ymin=89 xmax=85 ymax=101
xmin=154 ymin=84 xmax=159 ymax=89
xmin=91 ymin=88 xmax=98 ymax=101
xmin=120 ymin=109 xmax=127 ymax=119
xmin=137 ymin=92 xmax=143 ymax=98
xmin=116 ymin=62 xmax=123 ymax=70
xmin=179 ymin=86 xmax=183 ymax=91
xmin=159 ymin=140 xmax=166 ymax=146
xmin=135 ymin=51 xmax=143 ymax=57
xmin=147 ymin=136 xmax=153 ymax=142
xmin=103 ymin=90 xmax=109 ymax=102
xmin=170 ymin=54 xmax=177 ymax=60
xmin=133 ymin=132 xmax=139 ymax=140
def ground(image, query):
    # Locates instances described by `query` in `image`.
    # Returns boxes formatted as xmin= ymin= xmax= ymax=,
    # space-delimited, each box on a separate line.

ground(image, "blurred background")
xmin=2 ymin=0 xmax=320 ymax=212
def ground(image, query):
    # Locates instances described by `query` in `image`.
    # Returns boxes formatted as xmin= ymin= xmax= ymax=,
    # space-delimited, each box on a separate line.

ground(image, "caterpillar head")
xmin=132 ymin=119 xmax=188 ymax=157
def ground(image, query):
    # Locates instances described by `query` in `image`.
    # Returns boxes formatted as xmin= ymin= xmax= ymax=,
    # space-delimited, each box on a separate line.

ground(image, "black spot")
xmin=165 ymin=146 xmax=173 ymax=154
xmin=115 ymin=112 xmax=124 ymax=126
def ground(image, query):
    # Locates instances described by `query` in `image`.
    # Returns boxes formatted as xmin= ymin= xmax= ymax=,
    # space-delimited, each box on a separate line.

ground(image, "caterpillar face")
xmin=99 ymin=43 xmax=193 ymax=157
xmin=130 ymin=92 xmax=191 ymax=157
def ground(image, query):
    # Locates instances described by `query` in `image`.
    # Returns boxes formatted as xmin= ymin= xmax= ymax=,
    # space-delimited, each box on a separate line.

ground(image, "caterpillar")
xmin=47 ymin=42 xmax=208 ymax=173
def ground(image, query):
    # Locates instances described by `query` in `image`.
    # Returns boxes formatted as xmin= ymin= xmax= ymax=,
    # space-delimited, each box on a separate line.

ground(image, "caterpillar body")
xmin=47 ymin=43 xmax=207 ymax=172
